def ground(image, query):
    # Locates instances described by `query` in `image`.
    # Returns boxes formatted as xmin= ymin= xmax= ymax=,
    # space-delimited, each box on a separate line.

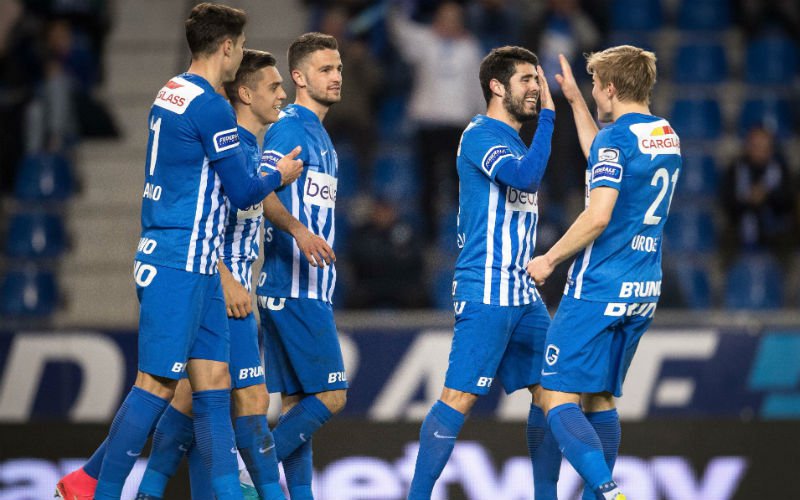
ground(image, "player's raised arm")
xmin=555 ymin=53 xmax=598 ymax=159
xmin=262 ymin=193 xmax=335 ymax=267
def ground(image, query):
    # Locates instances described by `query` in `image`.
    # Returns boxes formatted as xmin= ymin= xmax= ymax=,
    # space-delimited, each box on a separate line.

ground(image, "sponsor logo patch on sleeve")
xmin=259 ymin=150 xmax=283 ymax=175
xmin=592 ymin=162 xmax=623 ymax=183
xmin=481 ymin=145 xmax=513 ymax=176
xmin=213 ymin=128 xmax=240 ymax=153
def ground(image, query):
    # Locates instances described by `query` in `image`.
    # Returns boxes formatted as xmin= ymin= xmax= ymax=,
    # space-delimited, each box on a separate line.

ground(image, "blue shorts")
xmin=540 ymin=296 xmax=657 ymax=397
xmin=257 ymin=296 xmax=347 ymax=395
xmin=135 ymin=261 xmax=229 ymax=380
xmin=228 ymin=313 xmax=265 ymax=389
xmin=445 ymin=300 xmax=551 ymax=395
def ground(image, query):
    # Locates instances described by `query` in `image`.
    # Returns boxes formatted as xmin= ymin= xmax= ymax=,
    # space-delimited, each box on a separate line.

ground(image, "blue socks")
xmin=273 ymin=395 xmax=332 ymax=462
xmin=235 ymin=415 xmax=284 ymax=500
xmin=193 ymin=389 xmax=243 ymax=500
xmin=408 ymin=401 xmax=466 ymax=500
xmin=527 ymin=404 xmax=560 ymax=500
xmin=83 ymin=438 xmax=108 ymax=479
xmin=95 ymin=387 xmax=168 ymax=500
xmin=137 ymin=405 xmax=195 ymax=498
xmin=547 ymin=403 xmax=615 ymax=495
xmin=582 ymin=409 xmax=621 ymax=500
xmin=279 ymin=413 xmax=314 ymax=500
xmin=188 ymin=443 xmax=214 ymax=500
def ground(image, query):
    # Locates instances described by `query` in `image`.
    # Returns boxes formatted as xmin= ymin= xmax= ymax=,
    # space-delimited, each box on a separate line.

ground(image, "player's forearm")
xmin=569 ymin=95 xmax=598 ymax=159
xmin=544 ymin=209 xmax=607 ymax=268
xmin=262 ymin=193 xmax=307 ymax=237
xmin=213 ymin=150 xmax=281 ymax=209
xmin=495 ymin=109 xmax=555 ymax=191
xmin=217 ymin=260 xmax=235 ymax=284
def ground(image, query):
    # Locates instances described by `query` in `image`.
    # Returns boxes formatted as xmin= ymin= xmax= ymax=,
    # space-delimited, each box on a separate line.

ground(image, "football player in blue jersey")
xmin=408 ymin=46 xmax=559 ymax=500
xmin=255 ymin=32 xmax=346 ymax=500
xmin=134 ymin=49 xmax=298 ymax=500
xmin=56 ymin=5 xmax=303 ymax=500
xmin=527 ymin=47 xmax=681 ymax=500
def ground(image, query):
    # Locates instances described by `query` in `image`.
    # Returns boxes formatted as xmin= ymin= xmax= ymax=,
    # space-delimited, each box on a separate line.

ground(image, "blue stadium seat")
xmin=677 ymin=0 xmax=731 ymax=31
xmin=372 ymin=146 xmax=419 ymax=202
xmin=334 ymin=143 xmax=360 ymax=200
xmin=674 ymin=259 xmax=713 ymax=309
xmin=13 ymin=153 xmax=75 ymax=201
xmin=377 ymin=94 xmax=408 ymax=140
xmin=673 ymin=42 xmax=728 ymax=84
xmin=669 ymin=98 xmax=722 ymax=140
xmin=675 ymin=152 xmax=718 ymax=198
xmin=436 ymin=206 xmax=460 ymax=257
xmin=430 ymin=263 xmax=456 ymax=311
xmin=610 ymin=0 xmax=663 ymax=31
xmin=663 ymin=207 xmax=717 ymax=253
xmin=0 ymin=268 xmax=58 ymax=318
xmin=4 ymin=212 xmax=67 ymax=259
xmin=724 ymin=253 xmax=784 ymax=309
xmin=739 ymin=98 xmax=795 ymax=139
xmin=745 ymin=35 xmax=799 ymax=85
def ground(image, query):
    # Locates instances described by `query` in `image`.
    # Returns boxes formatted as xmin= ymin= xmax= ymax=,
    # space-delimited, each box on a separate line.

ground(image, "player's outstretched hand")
xmin=554 ymin=53 xmax=581 ymax=105
xmin=222 ymin=274 xmax=252 ymax=318
xmin=278 ymin=146 xmax=303 ymax=186
xmin=527 ymin=255 xmax=554 ymax=287
xmin=537 ymin=65 xmax=555 ymax=112
xmin=296 ymin=228 xmax=336 ymax=267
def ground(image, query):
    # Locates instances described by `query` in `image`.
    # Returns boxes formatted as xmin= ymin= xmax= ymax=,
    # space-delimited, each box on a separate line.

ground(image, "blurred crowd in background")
xmin=1 ymin=0 xmax=799 ymax=321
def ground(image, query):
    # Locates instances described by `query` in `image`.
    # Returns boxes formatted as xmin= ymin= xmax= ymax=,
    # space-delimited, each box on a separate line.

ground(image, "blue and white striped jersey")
xmin=220 ymin=126 xmax=263 ymax=292
xmin=565 ymin=113 xmax=681 ymax=302
xmin=453 ymin=115 xmax=542 ymax=306
xmin=136 ymin=73 xmax=240 ymax=274
xmin=256 ymin=104 xmax=338 ymax=303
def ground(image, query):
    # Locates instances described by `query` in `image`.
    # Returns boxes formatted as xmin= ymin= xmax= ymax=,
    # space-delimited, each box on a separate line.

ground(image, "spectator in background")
xmin=721 ymin=126 xmax=798 ymax=266
xmin=466 ymin=0 xmax=521 ymax=54
xmin=738 ymin=0 xmax=800 ymax=40
xmin=388 ymin=1 xmax=484 ymax=244
xmin=348 ymin=196 xmax=428 ymax=308
xmin=319 ymin=6 xmax=384 ymax=178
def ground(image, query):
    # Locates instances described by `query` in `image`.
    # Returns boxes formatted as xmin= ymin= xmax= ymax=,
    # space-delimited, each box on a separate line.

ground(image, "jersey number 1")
xmin=644 ymin=167 xmax=679 ymax=225
xmin=148 ymin=117 xmax=162 ymax=176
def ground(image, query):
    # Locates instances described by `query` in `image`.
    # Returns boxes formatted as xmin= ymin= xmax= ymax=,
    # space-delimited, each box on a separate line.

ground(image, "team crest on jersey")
xmin=481 ymin=145 xmax=513 ymax=175
xmin=629 ymin=120 xmax=681 ymax=159
xmin=545 ymin=344 xmax=560 ymax=366
xmin=153 ymin=76 xmax=204 ymax=115
xmin=598 ymin=147 xmax=620 ymax=162
xmin=213 ymin=128 xmax=239 ymax=153
xmin=592 ymin=162 xmax=623 ymax=183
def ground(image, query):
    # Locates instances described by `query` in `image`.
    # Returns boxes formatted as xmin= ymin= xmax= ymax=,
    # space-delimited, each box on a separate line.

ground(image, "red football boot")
xmin=55 ymin=468 xmax=97 ymax=500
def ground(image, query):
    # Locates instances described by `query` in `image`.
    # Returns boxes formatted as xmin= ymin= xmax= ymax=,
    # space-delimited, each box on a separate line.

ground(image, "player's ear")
xmin=221 ymin=37 xmax=233 ymax=57
xmin=291 ymin=68 xmax=306 ymax=88
xmin=238 ymin=85 xmax=251 ymax=105
xmin=489 ymin=78 xmax=504 ymax=98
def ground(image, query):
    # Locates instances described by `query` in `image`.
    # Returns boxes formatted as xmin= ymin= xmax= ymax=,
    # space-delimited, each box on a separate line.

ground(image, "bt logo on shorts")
xmin=328 ymin=371 xmax=347 ymax=384
xmin=545 ymin=344 xmax=559 ymax=366
xmin=171 ymin=362 xmax=186 ymax=373
xmin=477 ymin=377 xmax=493 ymax=388
xmin=239 ymin=366 xmax=264 ymax=380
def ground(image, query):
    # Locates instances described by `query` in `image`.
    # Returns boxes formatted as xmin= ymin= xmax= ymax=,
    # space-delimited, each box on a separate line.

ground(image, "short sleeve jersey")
xmin=136 ymin=73 xmax=240 ymax=275
xmin=453 ymin=115 xmax=541 ymax=306
xmin=565 ymin=113 xmax=682 ymax=302
xmin=256 ymin=104 xmax=338 ymax=303
xmin=219 ymin=126 xmax=263 ymax=292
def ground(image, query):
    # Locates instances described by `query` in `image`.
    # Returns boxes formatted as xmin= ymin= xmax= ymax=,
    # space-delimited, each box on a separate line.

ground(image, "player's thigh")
xmin=189 ymin=273 xmax=230 ymax=365
xmin=135 ymin=261 xmax=207 ymax=380
xmin=262 ymin=298 xmax=347 ymax=395
xmin=227 ymin=313 xmax=265 ymax=389
xmin=444 ymin=301 xmax=516 ymax=396
xmin=496 ymin=300 xmax=551 ymax=394
xmin=609 ymin=302 xmax=657 ymax=397
xmin=258 ymin=296 xmax=306 ymax=396
xmin=540 ymin=296 xmax=619 ymax=395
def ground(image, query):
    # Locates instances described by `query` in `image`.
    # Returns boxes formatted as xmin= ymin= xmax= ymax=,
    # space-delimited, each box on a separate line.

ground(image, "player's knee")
xmin=135 ymin=371 xmax=178 ymax=400
xmin=318 ymin=389 xmax=347 ymax=415
xmin=440 ymin=388 xmax=478 ymax=415
xmin=233 ymin=385 xmax=269 ymax=416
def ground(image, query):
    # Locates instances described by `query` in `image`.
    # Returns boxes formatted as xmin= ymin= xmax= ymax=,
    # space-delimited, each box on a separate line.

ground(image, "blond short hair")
xmin=586 ymin=45 xmax=657 ymax=104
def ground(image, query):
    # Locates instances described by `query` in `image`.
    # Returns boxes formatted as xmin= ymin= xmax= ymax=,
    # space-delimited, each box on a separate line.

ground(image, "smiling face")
xmin=295 ymin=48 xmax=343 ymax=107
xmin=246 ymin=65 xmax=286 ymax=125
xmin=502 ymin=62 xmax=540 ymax=123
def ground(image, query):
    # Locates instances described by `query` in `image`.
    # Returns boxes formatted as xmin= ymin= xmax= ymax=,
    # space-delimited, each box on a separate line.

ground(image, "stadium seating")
xmin=610 ymin=0 xmax=663 ymax=31
xmin=663 ymin=207 xmax=717 ymax=253
xmin=738 ymin=97 xmax=796 ymax=138
xmin=673 ymin=41 xmax=728 ymax=84
xmin=745 ymin=35 xmax=799 ymax=85
xmin=0 ymin=267 xmax=58 ymax=318
xmin=669 ymin=98 xmax=722 ymax=140
xmin=13 ymin=153 xmax=75 ymax=202
xmin=677 ymin=0 xmax=731 ymax=31
xmin=674 ymin=259 xmax=713 ymax=309
xmin=675 ymin=152 xmax=718 ymax=199
xmin=372 ymin=146 xmax=419 ymax=203
xmin=4 ymin=211 xmax=67 ymax=259
xmin=724 ymin=253 xmax=784 ymax=309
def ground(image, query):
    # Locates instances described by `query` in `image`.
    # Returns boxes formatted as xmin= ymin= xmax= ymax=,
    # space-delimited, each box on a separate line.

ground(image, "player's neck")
xmin=236 ymin=111 xmax=266 ymax=138
xmin=486 ymin=102 xmax=522 ymax=132
xmin=295 ymin=94 xmax=330 ymax=122
xmin=611 ymin=101 xmax=650 ymax=122
xmin=186 ymin=58 xmax=225 ymax=90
